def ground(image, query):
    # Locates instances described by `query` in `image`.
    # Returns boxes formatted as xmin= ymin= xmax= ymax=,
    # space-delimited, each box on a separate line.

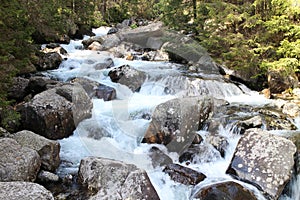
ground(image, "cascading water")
xmin=44 ymin=27 xmax=299 ymax=200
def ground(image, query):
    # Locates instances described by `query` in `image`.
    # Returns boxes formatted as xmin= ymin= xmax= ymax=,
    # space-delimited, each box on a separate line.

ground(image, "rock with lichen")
xmin=226 ymin=128 xmax=296 ymax=200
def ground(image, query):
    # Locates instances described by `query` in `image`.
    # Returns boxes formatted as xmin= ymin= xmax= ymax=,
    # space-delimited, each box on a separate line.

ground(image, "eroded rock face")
xmin=226 ymin=128 xmax=297 ymax=200
xmin=12 ymin=130 xmax=60 ymax=172
xmin=78 ymin=157 xmax=159 ymax=200
xmin=21 ymin=84 xmax=92 ymax=139
xmin=163 ymin=163 xmax=206 ymax=185
xmin=108 ymin=64 xmax=146 ymax=92
xmin=143 ymin=96 xmax=213 ymax=154
xmin=0 ymin=138 xmax=41 ymax=182
xmin=192 ymin=181 xmax=257 ymax=200
xmin=0 ymin=182 xmax=54 ymax=200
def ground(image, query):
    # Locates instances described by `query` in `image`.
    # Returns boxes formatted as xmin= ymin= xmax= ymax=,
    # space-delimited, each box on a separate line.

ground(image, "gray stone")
xmin=82 ymin=36 xmax=104 ymax=49
xmin=143 ymin=96 xmax=213 ymax=154
xmin=226 ymin=128 xmax=297 ymax=200
xmin=206 ymin=134 xmax=229 ymax=157
xmin=192 ymin=181 xmax=257 ymax=200
xmin=71 ymin=77 xmax=99 ymax=98
xmin=0 ymin=138 xmax=41 ymax=182
xmin=12 ymin=130 xmax=60 ymax=171
xmin=78 ymin=157 xmax=159 ymax=200
xmin=282 ymin=102 xmax=300 ymax=118
xmin=268 ymin=69 xmax=298 ymax=94
xmin=88 ymin=41 xmax=102 ymax=51
xmin=0 ymin=181 xmax=54 ymax=200
xmin=94 ymin=58 xmax=114 ymax=70
xmin=95 ymin=84 xmax=116 ymax=101
xmin=108 ymin=64 xmax=146 ymax=92
xmin=149 ymin=147 xmax=173 ymax=168
xmin=37 ymin=170 xmax=60 ymax=182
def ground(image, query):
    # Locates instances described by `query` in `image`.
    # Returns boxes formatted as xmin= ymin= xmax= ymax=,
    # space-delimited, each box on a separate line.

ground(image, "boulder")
xmin=21 ymin=84 xmax=92 ymax=139
xmin=149 ymin=146 xmax=173 ymax=168
xmin=8 ymin=77 xmax=30 ymax=101
xmin=100 ymin=34 xmax=122 ymax=50
xmin=88 ymin=41 xmax=102 ymax=51
xmin=268 ymin=69 xmax=298 ymax=94
xmin=206 ymin=135 xmax=229 ymax=157
xmin=235 ymin=116 xmax=263 ymax=134
xmin=94 ymin=57 xmax=114 ymax=70
xmin=107 ymin=27 xmax=118 ymax=35
xmin=71 ymin=77 xmax=100 ymax=98
xmin=163 ymin=163 xmax=206 ymax=185
xmin=192 ymin=181 xmax=257 ymax=200
xmin=42 ymin=46 xmax=68 ymax=56
xmin=12 ymin=130 xmax=60 ymax=171
xmin=108 ymin=64 xmax=146 ymax=92
xmin=27 ymin=76 xmax=59 ymax=96
xmin=226 ymin=128 xmax=297 ymax=200
xmin=143 ymin=96 xmax=213 ymax=154
xmin=0 ymin=181 xmax=54 ymax=200
xmin=258 ymin=109 xmax=297 ymax=130
xmin=82 ymin=36 xmax=104 ymax=49
xmin=37 ymin=170 xmax=60 ymax=183
xmin=37 ymin=52 xmax=63 ymax=71
xmin=78 ymin=157 xmax=160 ymax=200
xmin=0 ymin=138 xmax=41 ymax=182
xmin=95 ymin=84 xmax=116 ymax=101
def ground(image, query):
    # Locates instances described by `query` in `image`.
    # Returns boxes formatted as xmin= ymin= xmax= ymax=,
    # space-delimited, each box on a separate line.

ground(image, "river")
xmin=44 ymin=26 xmax=299 ymax=200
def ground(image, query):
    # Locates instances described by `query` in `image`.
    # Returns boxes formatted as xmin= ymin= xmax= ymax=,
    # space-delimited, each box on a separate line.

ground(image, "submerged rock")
xmin=0 ymin=138 xmax=41 ymax=182
xmin=108 ymin=64 xmax=146 ymax=92
xmin=163 ymin=163 xmax=206 ymax=185
xmin=192 ymin=181 xmax=257 ymax=200
xmin=11 ymin=130 xmax=60 ymax=172
xmin=226 ymin=128 xmax=297 ymax=200
xmin=143 ymin=96 xmax=213 ymax=154
xmin=78 ymin=157 xmax=160 ymax=200
xmin=0 ymin=181 xmax=54 ymax=200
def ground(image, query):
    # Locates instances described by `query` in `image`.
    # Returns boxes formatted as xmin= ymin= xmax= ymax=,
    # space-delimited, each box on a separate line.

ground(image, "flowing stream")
xmin=44 ymin=27 xmax=299 ymax=200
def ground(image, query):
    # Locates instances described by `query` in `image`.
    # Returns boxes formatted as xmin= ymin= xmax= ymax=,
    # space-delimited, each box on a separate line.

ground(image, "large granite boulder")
xmin=192 ymin=181 xmax=257 ymax=200
xmin=21 ymin=84 xmax=92 ymax=139
xmin=0 ymin=182 xmax=54 ymax=200
xmin=226 ymin=128 xmax=297 ymax=200
xmin=78 ymin=157 xmax=160 ymax=200
xmin=143 ymin=96 xmax=213 ymax=154
xmin=108 ymin=64 xmax=146 ymax=92
xmin=11 ymin=130 xmax=60 ymax=172
xmin=0 ymin=138 xmax=41 ymax=182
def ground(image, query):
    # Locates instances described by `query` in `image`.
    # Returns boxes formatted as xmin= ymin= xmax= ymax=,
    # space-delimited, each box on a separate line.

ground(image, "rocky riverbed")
xmin=0 ymin=21 xmax=299 ymax=200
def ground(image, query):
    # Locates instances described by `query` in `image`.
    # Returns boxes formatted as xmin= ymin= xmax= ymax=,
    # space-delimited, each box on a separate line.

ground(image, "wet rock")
xmin=78 ymin=157 xmax=160 ymax=200
xmin=108 ymin=64 xmax=146 ymax=92
xmin=100 ymin=34 xmax=122 ymax=50
xmin=206 ymin=135 xmax=229 ymax=157
xmin=95 ymin=84 xmax=116 ymax=101
xmin=37 ymin=170 xmax=60 ymax=183
xmin=268 ymin=69 xmax=298 ymax=94
xmin=179 ymin=143 xmax=221 ymax=164
xmin=94 ymin=57 xmax=114 ymax=70
xmin=11 ymin=130 xmax=60 ymax=172
xmin=37 ymin=52 xmax=63 ymax=71
xmin=143 ymin=96 xmax=213 ymax=154
xmin=82 ymin=36 xmax=104 ymax=49
xmin=8 ymin=77 xmax=30 ymax=101
xmin=163 ymin=163 xmax=206 ymax=185
xmin=71 ymin=77 xmax=99 ymax=98
xmin=192 ymin=181 xmax=257 ymax=200
xmin=21 ymin=84 xmax=92 ymax=139
xmin=46 ymin=43 xmax=60 ymax=49
xmin=235 ymin=116 xmax=263 ymax=134
xmin=226 ymin=128 xmax=297 ymax=200
xmin=0 ymin=181 xmax=54 ymax=200
xmin=282 ymin=102 xmax=300 ymax=118
xmin=258 ymin=109 xmax=297 ymax=130
xmin=42 ymin=46 xmax=68 ymax=56
xmin=88 ymin=41 xmax=102 ymax=51
xmin=0 ymin=138 xmax=41 ymax=182
xmin=149 ymin=147 xmax=173 ymax=168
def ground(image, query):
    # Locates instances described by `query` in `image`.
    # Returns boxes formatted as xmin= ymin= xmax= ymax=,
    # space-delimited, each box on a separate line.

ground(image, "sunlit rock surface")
xmin=226 ymin=128 xmax=296 ymax=199
xmin=78 ymin=157 xmax=159 ymax=200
